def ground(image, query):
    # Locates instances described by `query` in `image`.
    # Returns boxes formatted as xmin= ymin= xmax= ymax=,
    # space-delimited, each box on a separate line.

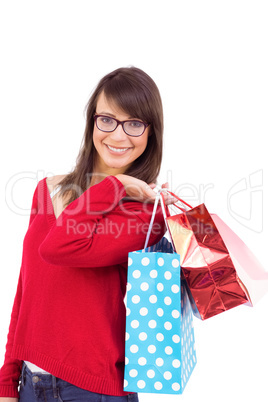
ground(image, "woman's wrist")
xmin=114 ymin=174 xmax=125 ymax=184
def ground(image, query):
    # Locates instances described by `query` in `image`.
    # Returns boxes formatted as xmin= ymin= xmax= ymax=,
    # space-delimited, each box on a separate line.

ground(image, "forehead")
xmin=96 ymin=91 xmax=133 ymax=119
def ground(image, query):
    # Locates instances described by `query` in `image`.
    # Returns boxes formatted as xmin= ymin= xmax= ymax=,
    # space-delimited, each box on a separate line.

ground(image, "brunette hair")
xmin=57 ymin=66 xmax=164 ymax=208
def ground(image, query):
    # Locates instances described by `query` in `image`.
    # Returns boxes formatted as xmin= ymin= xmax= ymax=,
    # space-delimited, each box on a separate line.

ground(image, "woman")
xmin=0 ymin=66 xmax=176 ymax=401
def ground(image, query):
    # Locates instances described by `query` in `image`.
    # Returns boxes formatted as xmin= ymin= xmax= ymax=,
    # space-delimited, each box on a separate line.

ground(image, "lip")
xmin=104 ymin=143 xmax=132 ymax=155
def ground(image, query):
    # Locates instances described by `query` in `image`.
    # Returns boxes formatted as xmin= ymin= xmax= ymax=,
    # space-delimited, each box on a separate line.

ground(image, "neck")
xmin=91 ymin=160 xmax=129 ymax=186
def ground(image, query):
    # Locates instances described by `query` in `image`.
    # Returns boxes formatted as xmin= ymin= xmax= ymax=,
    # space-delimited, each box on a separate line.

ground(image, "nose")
xmin=109 ymin=123 xmax=127 ymax=141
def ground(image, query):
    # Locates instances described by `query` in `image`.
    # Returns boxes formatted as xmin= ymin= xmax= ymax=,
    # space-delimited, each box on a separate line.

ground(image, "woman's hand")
xmin=115 ymin=174 xmax=177 ymax=205
xmin=0 ymin=398 xmax=19 ymax=402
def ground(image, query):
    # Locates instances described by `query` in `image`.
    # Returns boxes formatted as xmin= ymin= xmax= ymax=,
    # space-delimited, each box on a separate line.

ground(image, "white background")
xmin=0 ymin=1 xmax=267 ymax=401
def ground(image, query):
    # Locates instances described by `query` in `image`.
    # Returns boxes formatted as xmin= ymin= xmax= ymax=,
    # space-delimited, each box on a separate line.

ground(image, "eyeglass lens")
xmin=96 ymin=116 xmax=146 ymax=136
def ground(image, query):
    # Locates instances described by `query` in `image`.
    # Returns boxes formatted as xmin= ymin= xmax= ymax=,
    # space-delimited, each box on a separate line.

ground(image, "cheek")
xmin=136 ymin=133 xmax=149 ymax=153
xmin=93 ymin=127 xmax=105 ymax=147
xmin=92 ymin=127 xmax=98 ymax=146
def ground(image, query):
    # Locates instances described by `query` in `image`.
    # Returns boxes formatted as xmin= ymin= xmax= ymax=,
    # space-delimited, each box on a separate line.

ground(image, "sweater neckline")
xmin=43 ymin=176 xmax=107 ymax=226
xmin=44 ymin=177 xmax=71 ymax=226
xmin=44 ymin=176 xmax=90 ymax=226
xmin=44 ymin=177 xmax=57 ymax=226
xmin=43 ymin=175 xmax=130 ymax=227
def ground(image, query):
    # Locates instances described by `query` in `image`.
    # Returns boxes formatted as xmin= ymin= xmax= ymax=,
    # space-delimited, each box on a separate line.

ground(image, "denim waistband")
xmin=21 ymin=362 xmax=60 ymax=399
xmin=21 ymin=362 xmax=56 ymax=384
xmin=22 ymin=362 xmax=51 ymax=378
xmin=20 ymin=362 xmax=139 ymax=401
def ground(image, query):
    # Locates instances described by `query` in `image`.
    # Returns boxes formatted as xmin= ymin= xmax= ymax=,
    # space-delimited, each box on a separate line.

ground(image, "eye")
xmin=99 ymin=116 xmax=114 ymax=125
xmin=129 ymin=121 xmax=144 ymax=128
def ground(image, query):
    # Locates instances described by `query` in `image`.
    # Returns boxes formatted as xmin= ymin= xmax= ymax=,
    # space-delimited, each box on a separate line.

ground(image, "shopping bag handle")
xmin=143 ymin=190 xmax=162 ymax=250
xmin=158 ymin=190 xmax=193 ymax=218
xmin=164 ymin=190 xmax=193 ymax=211
xmin=143 ymin=189 xmax=193 ymax=251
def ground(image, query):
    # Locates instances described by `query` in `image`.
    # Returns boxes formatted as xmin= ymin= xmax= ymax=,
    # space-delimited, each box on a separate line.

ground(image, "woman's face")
xmin=92 ymin=91 xmax=149 ymax=176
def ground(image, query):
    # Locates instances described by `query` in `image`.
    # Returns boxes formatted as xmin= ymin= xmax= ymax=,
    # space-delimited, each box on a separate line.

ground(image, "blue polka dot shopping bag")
xmin=124 ymin=192 xmax=197 ymax=394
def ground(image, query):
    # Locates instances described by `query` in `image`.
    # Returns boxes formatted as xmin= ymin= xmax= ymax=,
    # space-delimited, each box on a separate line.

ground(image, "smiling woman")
xmin=0 ymin=66 xmax=177 ymax=402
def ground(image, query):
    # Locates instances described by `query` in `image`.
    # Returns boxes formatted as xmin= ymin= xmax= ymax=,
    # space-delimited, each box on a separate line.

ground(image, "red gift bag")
xmin=159 ymin=191 xmax=268 ymax=320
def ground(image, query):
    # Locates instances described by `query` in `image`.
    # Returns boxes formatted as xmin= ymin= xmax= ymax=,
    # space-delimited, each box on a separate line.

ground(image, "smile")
xmin=105 ymin=144 xmax=132 ymax=153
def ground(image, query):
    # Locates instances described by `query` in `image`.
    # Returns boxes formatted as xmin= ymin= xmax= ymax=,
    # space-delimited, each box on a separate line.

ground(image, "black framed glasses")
xmin=94 ymin=114 xmax=150 ymax=137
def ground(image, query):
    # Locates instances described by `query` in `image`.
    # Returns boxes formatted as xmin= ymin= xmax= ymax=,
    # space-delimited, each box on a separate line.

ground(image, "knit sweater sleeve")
xmin=39 ymin=175 xmax=166 ymax=268
xmin=0 ymin=181 xmax=39 ymax=398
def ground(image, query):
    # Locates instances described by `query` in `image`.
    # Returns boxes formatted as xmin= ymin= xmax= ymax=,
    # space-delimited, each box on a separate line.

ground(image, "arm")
xmin=0 ymin=182 xmax=39 ymax=398
xmin=38 ymin=175 xmax=171 ymax=268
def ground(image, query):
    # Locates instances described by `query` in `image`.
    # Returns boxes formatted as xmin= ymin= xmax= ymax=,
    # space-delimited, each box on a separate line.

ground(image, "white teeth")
xmin=107 ymin=145 xmax=129 ymax=153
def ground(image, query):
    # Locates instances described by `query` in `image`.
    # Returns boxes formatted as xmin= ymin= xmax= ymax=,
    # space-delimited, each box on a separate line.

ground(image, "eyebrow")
xmin=97 ymin=111 xmax=141 ymax=120
xmin=98 ymin=111 xmax=116 ymax=117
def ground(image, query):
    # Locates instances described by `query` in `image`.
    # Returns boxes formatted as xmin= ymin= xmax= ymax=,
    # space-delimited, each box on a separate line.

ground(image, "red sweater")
xmin=0 ymin=175 xmax=167 ymax=398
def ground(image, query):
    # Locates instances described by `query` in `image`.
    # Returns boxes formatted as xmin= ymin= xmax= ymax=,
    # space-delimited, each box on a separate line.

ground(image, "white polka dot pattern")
xmin=124 ymin=246 xmax=197 ymax=394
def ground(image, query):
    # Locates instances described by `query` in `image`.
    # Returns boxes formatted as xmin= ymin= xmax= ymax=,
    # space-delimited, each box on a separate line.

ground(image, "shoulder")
xmin=45 ymin=174 xmax=67 ymax=193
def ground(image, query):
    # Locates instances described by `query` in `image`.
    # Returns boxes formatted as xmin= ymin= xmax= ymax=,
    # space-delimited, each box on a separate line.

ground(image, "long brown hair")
xmin=57 ymin=66 xmax=164 ymax=208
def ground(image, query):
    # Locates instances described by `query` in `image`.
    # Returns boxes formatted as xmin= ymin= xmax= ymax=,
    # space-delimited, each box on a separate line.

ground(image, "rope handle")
xmin=159 ymin=190 xmax=193 ymax=217
xmin=165 ymin=190 xmax=193 ymax=210
xmin=143 ymin=189 xmax=192 ymax=251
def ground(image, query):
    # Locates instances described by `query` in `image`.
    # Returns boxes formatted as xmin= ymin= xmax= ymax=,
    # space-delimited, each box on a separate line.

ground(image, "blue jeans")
xmin=19 ymin=363 xmax=139 ymax=402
